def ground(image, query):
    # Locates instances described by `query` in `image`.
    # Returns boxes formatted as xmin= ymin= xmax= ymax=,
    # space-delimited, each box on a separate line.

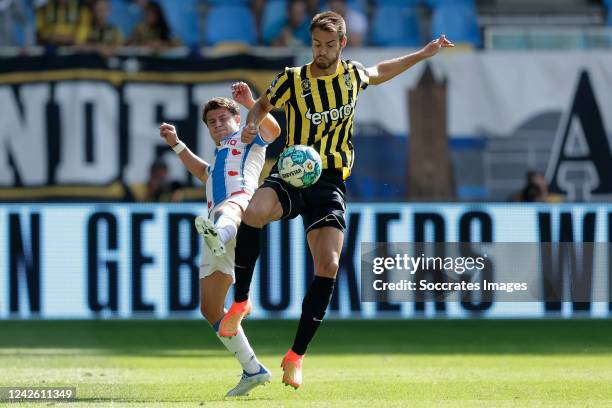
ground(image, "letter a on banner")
xmin=546 ymin=71 xmax=612 ymax=201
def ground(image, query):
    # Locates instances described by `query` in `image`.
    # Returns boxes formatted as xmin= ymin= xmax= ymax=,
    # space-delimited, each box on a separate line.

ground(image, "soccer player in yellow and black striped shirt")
xmin=265 ymin=57 xmax=368 ymax=180
xmin=219 ymin=11 xmax=454 ymax=390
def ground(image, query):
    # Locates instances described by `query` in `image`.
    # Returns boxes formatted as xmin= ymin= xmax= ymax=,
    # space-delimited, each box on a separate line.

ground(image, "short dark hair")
xmin=310 ymin=11 xmax=346 ymax=39
xmin=202 ymin=97 xmax=240 ymax=124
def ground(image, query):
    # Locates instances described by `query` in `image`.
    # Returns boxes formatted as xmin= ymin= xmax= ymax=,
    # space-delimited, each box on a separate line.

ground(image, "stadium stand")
xmin=107 ymin=0 xmax=143 ymax=39
xmin=2 ymin=0 xmax=34 ymax=47
xmin=205 ymin=3 xmax=257 ymax=46
xmin=2 ymin=0 xmax=612 ymax=202
xmin=320 ymin=0 xmax=368 ymax=14
xmin=158 ymin=0 xmax=200 ymax=47
xmin=261 ymin=0 xmax=288 ymax=44
xmin=3 ymin=0 xmax=609 ymax=49
xmin=430 ymin=0 xmax=481 ymax=47
xmin=208 ymin=0 xmax=251 ymax=4
xmin=370 ymin=1 xmax=422 ymax=46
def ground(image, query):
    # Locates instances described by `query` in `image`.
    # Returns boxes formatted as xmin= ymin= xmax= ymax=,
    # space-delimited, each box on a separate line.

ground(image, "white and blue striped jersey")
xmin=205 ymin=129 xmax=268 ymax=214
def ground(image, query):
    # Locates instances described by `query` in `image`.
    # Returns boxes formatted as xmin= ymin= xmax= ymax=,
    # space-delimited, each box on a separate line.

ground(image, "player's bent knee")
xmin=315 ymin=259 xmax=340 ymax=278
xmin=243 ymin=202 xmax=272 ymax=228
xmin=243 ymin=188 xmax=282 ymax=227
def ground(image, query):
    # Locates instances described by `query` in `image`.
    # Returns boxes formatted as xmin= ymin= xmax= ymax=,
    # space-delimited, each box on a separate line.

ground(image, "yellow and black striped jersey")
xmin=77 ymin=23 xmax=124 ymax=46
xmin=265 ymin=59 xmax=369 ymax=180
xmin=36 ymin=0 xmax=91 ymax=45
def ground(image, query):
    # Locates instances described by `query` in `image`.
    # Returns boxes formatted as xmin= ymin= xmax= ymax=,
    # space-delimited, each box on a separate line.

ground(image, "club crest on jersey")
xmin=301 ymin=79 xmax=312 ymax=97
xmin=343 ymin=73 xmax=353 ymax=90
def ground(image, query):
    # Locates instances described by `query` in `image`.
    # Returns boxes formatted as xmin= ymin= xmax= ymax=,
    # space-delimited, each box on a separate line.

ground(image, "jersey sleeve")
xmin=239 ymin=127 xmax=269 ymax=147
xmin=351 ymin=60 xmax=370 ymax=91
xmin=253 ymin=133 xmax=270 ymax=147
xmin=265 ymin=68 xmax=292 ymax=108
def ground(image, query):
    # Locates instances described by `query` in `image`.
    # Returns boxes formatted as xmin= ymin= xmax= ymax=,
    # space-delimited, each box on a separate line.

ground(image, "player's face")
xmin=311 ymin=28 xmax=345 ymax=70
xmin=205 ymin=108 xmax=240 ymax=143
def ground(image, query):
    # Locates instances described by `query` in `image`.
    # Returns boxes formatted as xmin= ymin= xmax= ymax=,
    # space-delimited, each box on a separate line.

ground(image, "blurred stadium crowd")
xmin=0 ymin=0 xmax=484 ymax=50
xmin=1 ymin=0 xmax=610 ymax=52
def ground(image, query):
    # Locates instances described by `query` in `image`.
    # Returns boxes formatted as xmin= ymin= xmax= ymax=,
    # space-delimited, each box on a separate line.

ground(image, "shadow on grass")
xmin=73 ymin=396 xmax=276 ymax=403
xmin=0 ymin=320 xmax=611 ymax=355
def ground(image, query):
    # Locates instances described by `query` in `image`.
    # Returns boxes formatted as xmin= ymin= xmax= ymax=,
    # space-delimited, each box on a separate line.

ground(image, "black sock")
xmin=291 ymin=276 xmax=335 ymax=355
xmin=233 ymin=222 xmax=261 ymax=302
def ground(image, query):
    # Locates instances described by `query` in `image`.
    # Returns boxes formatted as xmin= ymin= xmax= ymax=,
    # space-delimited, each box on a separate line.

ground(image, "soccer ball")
xmin=278 ymin=145 xmax=322 ymax=188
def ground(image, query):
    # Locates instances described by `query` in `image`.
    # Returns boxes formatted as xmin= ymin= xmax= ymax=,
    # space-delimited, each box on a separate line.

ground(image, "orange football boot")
xmin=218 ymin=299 xmax=252 ymax=337
xmin=281 ymin=349 xmax=304 ymax=389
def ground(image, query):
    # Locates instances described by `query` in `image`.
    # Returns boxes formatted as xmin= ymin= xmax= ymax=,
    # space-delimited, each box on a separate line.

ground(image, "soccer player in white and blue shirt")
xmin=159 ymin=82 xmax=281 ymax=397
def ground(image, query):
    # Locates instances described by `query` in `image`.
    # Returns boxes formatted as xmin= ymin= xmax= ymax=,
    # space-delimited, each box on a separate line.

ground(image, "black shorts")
xmin=261 ymin=167 xmax=347 ymax=233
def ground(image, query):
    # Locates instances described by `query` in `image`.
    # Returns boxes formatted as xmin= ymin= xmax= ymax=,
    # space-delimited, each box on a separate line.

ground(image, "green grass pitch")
xmin=1 ymin=319 xmax=612 ymax=407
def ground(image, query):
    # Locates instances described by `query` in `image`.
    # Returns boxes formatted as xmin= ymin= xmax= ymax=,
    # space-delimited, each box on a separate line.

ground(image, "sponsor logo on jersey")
xmin=222 ymin=138 xmax=239 ymax=147
xmin=305 ymin=103 xmax=354 ymax=125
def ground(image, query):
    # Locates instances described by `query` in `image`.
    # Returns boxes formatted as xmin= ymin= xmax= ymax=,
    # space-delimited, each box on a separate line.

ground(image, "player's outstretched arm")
xmin=159 ymin=122 xmax=210 ymax=183
xmin=367 ymin=34 xmax=454 ymax=86
xmin=232 ymin=82 xmax=281 ymax=144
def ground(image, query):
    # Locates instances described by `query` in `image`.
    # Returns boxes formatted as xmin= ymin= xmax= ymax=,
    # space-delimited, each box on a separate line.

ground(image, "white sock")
xmin=216 ymin=326 xmax=261 ymax=374
xmin=215 ymin=215 xmax=238 ymax=245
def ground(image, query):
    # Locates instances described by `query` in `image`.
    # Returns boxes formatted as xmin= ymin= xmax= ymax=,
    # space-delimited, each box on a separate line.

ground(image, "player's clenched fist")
xmin=241 ymin=123 xmax=257 ymax=144
xmin=232 ymin=81 xmax=253 ymax=107
xmin=159 ymin=122 xmax=179 ymax=146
